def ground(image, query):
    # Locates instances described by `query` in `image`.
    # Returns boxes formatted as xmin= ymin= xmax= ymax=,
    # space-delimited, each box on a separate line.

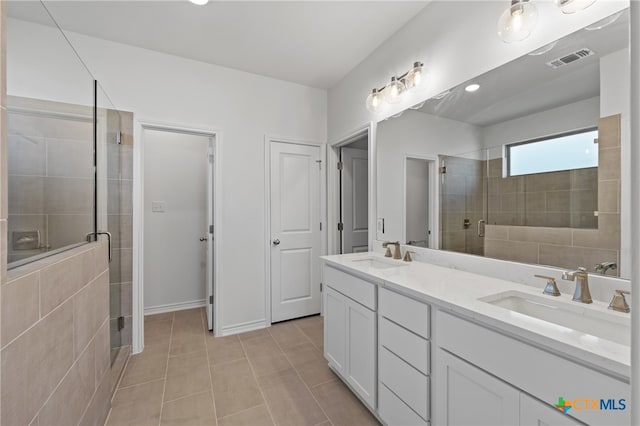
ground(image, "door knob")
xmin=273 ymin=239 xmax=280 ymax=245
xmin=200 ymin=237 xmax=207 ymax=242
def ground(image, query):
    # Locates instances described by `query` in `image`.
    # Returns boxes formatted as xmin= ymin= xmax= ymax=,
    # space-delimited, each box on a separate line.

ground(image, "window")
xmin=507 ymin=128 xmax=598 ymax=176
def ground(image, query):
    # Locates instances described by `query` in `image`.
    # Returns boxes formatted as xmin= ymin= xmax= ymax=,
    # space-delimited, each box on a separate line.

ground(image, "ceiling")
xmin=418 ymin=10 xmax=629 ymax=127
xmin=7 ymin=0 xmax=429 ymax=89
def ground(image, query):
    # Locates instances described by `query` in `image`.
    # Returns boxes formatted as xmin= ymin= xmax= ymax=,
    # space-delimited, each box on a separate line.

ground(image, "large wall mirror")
xmin=376 ymin=9 xmax=629 ymax=278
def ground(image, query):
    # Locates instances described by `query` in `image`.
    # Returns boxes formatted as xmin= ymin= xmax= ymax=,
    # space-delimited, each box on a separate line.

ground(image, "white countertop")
xmin=321 ymin=252 xmax=631 ymax=380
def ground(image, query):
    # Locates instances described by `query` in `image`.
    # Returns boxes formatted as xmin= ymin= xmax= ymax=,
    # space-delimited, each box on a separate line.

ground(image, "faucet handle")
xmin=534 ymin=274 xmax=561 ymax=296
xmin=403 ymin=250 xmax=415 ymax=262
xmin=608 ymin=289 xmax=630 ymax=313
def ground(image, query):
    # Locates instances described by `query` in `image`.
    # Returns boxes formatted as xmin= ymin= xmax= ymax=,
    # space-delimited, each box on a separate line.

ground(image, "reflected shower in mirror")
xmin=376 ymin=9 xmax=628 ymax=277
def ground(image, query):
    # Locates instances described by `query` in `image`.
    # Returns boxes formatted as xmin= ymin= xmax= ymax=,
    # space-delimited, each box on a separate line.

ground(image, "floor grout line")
xmin=238 ymin=336 xmax=278 ymax=426
xmin=117 ymin=377 xmax=166 ymax=391
xmin=268 ymin=324 xmax=335 ymax=426
xmin=202 ymin=308 xmax=219 ymax=425
xmin=157 ymin=311 xmax=175 ymax=426
xmin=215 ymin=402 xmax=266 ymax=422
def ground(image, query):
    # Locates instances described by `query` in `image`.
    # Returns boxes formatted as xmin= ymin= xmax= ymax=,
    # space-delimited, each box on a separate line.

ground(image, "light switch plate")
xmin=152 ymin=201 xmax=166 ymax=213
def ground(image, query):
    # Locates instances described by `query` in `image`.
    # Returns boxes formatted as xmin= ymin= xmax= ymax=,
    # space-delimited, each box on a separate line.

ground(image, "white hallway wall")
xmin=328 ymin=0 xmax=629 ymax=143
xmin=7 ymin=18 xmax=327 ymax=333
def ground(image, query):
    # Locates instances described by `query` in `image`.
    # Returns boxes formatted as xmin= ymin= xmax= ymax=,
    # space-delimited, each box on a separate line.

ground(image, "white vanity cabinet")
xmin=323 ymin=265 xmax=377 ymax=409
xmin=378 ymin=287 xmax=431 ymax=426
xmin=437 ymin=349 xmax=519 ymax=425
xmin=519 ymin=393 xmax=583 ymax=426
xmin=436 ymin=310 xmax=629 ymax=426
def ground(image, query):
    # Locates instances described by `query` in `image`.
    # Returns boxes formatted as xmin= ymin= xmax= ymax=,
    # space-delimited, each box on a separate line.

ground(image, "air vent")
xmin=546 ymin=48 xmax=595 ymax=69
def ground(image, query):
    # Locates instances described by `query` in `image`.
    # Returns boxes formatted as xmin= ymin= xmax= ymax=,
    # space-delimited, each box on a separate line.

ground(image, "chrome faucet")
xmin=562 ymin=267 xmax=592 ymax=304
xmin=382 ymin=241 xmax=401 ymax=259
xmin=595 ymin=261 xmax=617 ymax=275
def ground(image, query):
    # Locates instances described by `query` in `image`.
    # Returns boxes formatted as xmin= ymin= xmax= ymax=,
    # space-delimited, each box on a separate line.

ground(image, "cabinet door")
xmin=437 ymin=349 xmax=519 ymax=426
xmin=324 ymin=287 xmax=347 ymax=375
xmin=520 ymin=393 xmax=583 ymax=426
xmin=346 ymin=299 xmax=376 ymax=408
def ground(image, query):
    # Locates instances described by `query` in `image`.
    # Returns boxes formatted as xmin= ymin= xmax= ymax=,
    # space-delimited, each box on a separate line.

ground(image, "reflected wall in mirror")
xmin=376 ymin=9 xmax=628 ymax=278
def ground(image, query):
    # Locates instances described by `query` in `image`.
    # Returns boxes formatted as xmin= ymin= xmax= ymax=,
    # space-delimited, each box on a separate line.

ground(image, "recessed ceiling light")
xmin=189 ymin=0 xmax=209 ymax=5
xmin=465 ymin=84 xmax=480 ymax=92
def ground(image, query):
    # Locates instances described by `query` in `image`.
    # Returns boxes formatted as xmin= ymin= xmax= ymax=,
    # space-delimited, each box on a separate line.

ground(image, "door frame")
xmin=264 ymin=136 xmax=326 ymax=326
xmin=133 ymin=119 xmax=224 ymax=353
xmin=403 ymin=155 xmax=439 ymax=249
xmin=328 ymin=122 xmax=376 ymax=255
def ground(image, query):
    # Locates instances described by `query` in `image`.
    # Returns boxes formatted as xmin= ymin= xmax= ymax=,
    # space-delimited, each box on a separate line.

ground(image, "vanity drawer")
xmin=379 ymin=383 xmax=429 ymax=426
xmin=379 ymin=287 xmax=430 ymax=339
xmin=324 ymin=265 xmax=376 ymax=310
xmin=379 ymin=316 xmax=430 ymax=375
xmin=379 ymin=346 xmax=430 ymax=420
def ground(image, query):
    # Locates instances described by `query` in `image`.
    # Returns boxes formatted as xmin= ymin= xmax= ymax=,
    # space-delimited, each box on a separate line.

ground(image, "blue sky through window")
xmin=508 ymin=129 xmax=599 ymax=176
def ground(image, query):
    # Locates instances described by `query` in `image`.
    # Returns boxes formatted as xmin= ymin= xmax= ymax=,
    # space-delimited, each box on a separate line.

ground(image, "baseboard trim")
xmin=221 ymin=319 xmax=268 ymax=336
xmin=144 ymin=299 xmax=206 ymax=316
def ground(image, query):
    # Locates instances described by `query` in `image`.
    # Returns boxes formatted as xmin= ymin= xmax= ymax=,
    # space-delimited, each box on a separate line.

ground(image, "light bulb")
xmin=497 ymin=0 xmax=538 ymax=43
xmin=556 ymin=0 xmax=596 ymax=14
xmin=366 ymin=88 xmax=386 ymax=113
xmin=405 ymin=62 xmax=425 ymax=90
xmin=383 ymin=76 xmax=406 ymax=104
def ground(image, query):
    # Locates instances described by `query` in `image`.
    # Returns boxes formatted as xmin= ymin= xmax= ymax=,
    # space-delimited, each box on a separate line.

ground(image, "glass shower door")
xmin=96 ymin=84 xmax=134 ymax=363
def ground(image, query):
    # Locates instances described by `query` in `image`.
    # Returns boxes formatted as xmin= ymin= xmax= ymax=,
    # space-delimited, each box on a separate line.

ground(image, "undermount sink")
xmin=480 ymin=290 xmax=630 ymax=346
xmin=351 ymin=256 xmax=407 ymax=270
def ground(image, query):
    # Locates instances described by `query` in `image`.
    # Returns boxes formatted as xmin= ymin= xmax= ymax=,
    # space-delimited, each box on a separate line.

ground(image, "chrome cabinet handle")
xmin=273 ymin=239 xmax=280 ymax=246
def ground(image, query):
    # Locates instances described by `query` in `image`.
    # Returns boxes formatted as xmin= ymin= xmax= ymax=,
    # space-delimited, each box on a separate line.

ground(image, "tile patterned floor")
xmin=106 ymin=308 xmax=380 ymax=426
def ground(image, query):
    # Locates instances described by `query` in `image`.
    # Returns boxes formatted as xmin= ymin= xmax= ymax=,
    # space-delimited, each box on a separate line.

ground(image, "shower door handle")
xmin=86 ymin=231 xmax=112 ymax=262
xmin=477 ymin=220 xmax=486 ymax=238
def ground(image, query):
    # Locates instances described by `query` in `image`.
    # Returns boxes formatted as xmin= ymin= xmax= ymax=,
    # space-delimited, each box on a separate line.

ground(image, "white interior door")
xmin=406 ymin=158 xmax=431 ymax=248
xmin=341 ymin=147 xmax=368 ymax=253
xmin=143 ymin=129 xmax=210 ymax=313
xmin=270 ymin=141 xmax=321 ymax=323
xmin=206 ymin=141 xmax=214 ymax=330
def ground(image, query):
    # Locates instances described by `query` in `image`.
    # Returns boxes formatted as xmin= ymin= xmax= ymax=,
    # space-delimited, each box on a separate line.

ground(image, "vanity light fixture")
xmin=497 ymin=0 xmax=597 ymax=42
xmin=497 ymin=0 xmax=538 ymax=43
xmin=465 ymin=83 xmax=481 ymax=92
xmin=365 ymin=62 xmax=425 ymax=113
xmin=189 ymin=0 xmax=209 ymax=5
xmin=366 ymin=89 xmax=386 ymax=113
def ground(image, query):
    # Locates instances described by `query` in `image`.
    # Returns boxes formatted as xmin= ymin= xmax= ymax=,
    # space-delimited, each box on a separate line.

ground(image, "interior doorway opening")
xmin=140 ymin=125 xmax=218 ymax=337
xmin=337 ymin=133 xmax=369 ymax=254
xmin=404 ymin=156 xmax=437 ymax=249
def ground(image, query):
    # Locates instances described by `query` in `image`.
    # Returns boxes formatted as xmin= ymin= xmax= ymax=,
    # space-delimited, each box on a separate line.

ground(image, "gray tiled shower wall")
xmin=6 ymin=104 xmax=134 ymax=350
xmin=7 ymin=111 xmax=94 ymax=263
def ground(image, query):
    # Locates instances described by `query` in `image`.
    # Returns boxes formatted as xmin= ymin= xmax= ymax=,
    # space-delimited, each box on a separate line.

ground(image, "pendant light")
xmin=497 ymin=0 xmax=538 ymax=43
xmin=556 ymin=0 xmax=596 ymax=14
xmin=366 ymin=89 xmax=386 ymax=113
